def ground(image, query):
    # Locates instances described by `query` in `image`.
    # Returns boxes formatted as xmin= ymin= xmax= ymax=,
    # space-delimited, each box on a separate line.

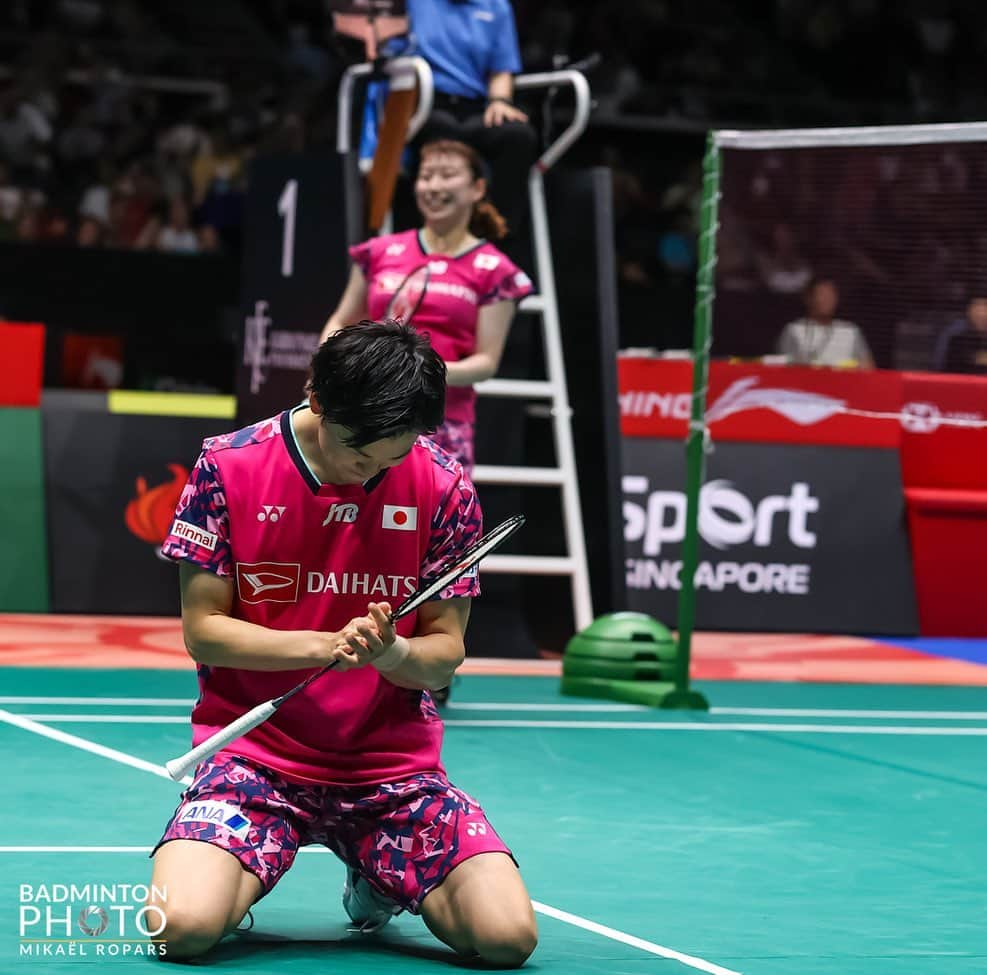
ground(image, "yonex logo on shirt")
xmin=473 ymin=253 xmax=501 ymax=271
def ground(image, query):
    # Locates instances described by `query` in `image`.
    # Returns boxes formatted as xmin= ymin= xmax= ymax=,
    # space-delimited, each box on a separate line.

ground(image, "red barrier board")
xmin=619 ymin=358 xmax=903 ymax=448
xmin=899 ymin=371 xmax=987 ymax=490
xmin=0 ymin=322 xmax=45 ymax=407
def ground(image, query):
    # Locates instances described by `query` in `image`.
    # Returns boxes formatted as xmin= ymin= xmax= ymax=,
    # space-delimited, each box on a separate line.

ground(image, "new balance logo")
xmin=257 ymin=505 xmax=286 ymax=523
xmin=323 ymin=502 xmax=359 ymax=526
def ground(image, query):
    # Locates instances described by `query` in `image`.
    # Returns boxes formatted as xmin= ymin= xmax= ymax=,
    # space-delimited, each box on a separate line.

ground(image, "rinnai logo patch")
xmin=382 ymin=505 xmax=417 ymax=531
xmin=170 ymin=519 xmax=218 ymax=552
xmin=236 ymin=562 xmax=301 ymax=603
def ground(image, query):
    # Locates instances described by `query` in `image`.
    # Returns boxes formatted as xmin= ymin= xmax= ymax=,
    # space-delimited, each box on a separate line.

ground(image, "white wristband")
xmin=372 ymin=637 xmax=411 ymax=672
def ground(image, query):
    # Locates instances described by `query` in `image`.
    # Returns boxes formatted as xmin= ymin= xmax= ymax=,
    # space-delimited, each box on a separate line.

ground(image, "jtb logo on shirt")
xmin=382 ymin=505 xmax=417 ymax=531
xmin=236 ymin=562 xmax=301 ymax=604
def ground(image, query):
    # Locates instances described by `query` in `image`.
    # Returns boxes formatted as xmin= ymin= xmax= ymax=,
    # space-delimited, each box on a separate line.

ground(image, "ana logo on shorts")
xmin=236 ymin=562 xmax=301 ymax=603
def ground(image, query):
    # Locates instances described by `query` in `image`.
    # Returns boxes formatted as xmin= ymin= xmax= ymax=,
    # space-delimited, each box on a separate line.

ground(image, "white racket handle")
xmin=165 ymin=700 xmax=278 ymax=781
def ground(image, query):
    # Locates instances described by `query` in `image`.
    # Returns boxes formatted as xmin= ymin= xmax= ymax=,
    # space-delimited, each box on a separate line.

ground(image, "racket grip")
xmin=165 ymin=700 xmax=279 ymax=782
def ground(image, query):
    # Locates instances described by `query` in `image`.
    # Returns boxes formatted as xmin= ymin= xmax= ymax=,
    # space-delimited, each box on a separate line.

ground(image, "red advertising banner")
xmin=619 ymin=358 xmax=903 ymax=448
xmin=0 ymin=321 xmax=45 ymax=407
xmin=899 ymin=371 xmax=987 ymax=490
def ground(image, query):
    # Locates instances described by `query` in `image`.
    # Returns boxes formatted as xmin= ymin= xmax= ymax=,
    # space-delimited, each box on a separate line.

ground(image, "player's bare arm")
xmin=179 ymin=562 xmax=343 ymax=670
xmin=444 ymin=300 xmax=515 ymax=386
xmin=320 ymin=265 xmax=369 ymax=344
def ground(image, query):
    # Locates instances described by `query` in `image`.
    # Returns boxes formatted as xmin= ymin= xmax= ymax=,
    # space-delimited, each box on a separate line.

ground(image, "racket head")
xmin=386 ymin=264 xmax=431 ymax=324
xmin=390 ymin=514 xmax=525 ymax=621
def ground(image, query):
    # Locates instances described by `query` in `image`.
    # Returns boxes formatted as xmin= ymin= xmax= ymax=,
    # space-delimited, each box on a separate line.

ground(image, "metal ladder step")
xmin=518 ymin=295 xmax=546 ymax=314
xmin=472 ymin=465 xmax=565 ymax=486
xmin=474 ymin=378 xmax=554 ymax=399
xmin=481 ymin=554 xmax=577 ymax=575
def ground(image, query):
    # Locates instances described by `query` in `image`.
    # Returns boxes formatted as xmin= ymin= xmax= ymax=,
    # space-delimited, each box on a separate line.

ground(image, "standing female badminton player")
xmin=147 ymin=321 xmax=537 ymax=966
xmin=320 ymin=139 xmax=534 ymax=476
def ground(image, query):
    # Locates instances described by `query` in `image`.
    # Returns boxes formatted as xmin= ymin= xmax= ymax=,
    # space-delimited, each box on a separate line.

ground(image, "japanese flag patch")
xmin=382 ymin=505 xmax=417 ymax=531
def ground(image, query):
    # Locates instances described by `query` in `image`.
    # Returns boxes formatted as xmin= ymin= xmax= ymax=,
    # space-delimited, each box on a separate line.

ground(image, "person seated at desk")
xmin=775 ymin=277 xmax=874 ymax=369
xmin=940 ymin=294 xmax=987 ymax=375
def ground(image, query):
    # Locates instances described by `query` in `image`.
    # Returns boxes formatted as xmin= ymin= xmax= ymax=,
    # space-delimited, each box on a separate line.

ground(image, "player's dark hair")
xmin=419 ymin=139 xmax=509 ymax=240
xmin=309 ymin=320 xmax=446 ymax=446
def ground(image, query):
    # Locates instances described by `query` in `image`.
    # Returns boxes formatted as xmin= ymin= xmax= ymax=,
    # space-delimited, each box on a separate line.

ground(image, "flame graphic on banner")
xmin=125 ymin=464 xmax=189 ymax=550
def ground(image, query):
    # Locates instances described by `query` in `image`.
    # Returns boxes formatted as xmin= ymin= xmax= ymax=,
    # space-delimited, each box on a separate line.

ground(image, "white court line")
xmin=0 ymin=710 xmax=192 ymax=785
xmin=13 ymin=714 xmax=987 ymax=735
xmin=1 ymin=711 xmax=740 ymax=975
xmin=0 ymin=846 xmax=332 ymax=855
xmin=0 ymin=697 xmax=195 ymax=706
xmin=20 ymin=714 xmax=188 ymax=723
xmin=712 ymin=707 xmax=987 ymax=720
xmin=532 ymin=901 xmax=742 ymax=975
xmin=447 ymin=702 xmax=648 ymax=712
xmin=8 ymin=698 xmax=987 ymax=722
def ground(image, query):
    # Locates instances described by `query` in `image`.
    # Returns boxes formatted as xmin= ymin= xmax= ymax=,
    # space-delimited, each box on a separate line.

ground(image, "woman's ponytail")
xmin=470 ymin=199 xmax=508 ymax=240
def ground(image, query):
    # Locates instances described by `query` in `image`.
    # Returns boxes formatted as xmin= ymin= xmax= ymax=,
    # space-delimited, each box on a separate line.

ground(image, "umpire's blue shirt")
xmin=408 ymin=0 xmax=523 ymax=100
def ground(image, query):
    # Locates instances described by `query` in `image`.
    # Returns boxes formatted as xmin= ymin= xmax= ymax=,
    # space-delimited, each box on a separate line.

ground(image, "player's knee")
xmin=154 ymin=906 xmax=225 ymax=961
xmin=474 ymin=918 xmax=538 ymax=968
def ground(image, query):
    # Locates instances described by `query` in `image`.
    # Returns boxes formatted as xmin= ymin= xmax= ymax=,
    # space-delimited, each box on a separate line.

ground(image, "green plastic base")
xmin=562 ymin=657 xmax=668 ymax=681
xmin=560 ymin=676 xmax=710 ymax=710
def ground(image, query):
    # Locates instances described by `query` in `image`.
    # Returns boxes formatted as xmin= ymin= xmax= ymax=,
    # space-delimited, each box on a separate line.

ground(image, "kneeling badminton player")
xmin=146 ymin=320 xmax=537 ymax=966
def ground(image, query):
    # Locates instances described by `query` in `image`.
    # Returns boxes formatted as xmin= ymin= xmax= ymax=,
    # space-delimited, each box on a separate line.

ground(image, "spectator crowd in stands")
xmin=4 ymin=0 xmax=987 ymax=374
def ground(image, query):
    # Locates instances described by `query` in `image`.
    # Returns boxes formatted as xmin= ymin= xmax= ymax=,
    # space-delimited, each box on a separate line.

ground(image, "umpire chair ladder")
xmin=337 ymin=60 xmax=594 ymax=631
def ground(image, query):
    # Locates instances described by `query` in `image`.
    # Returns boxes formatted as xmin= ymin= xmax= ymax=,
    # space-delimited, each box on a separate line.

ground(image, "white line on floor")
xmin=1 ymin=711 xmax=741 ymax=975
xmin=0 ymin=710 xmax=192 ymax=785
xmin=7 ymin=698 xmax=987 ymax=722
xmin=712 ymin=707 xmax=987 ymax=720
xmin=532 ymin=901 xmax=742 ymax=975
xmin=0 ymin=696 xmax=195 ymax=706
xmin=10 ymin=714 xmax=987 ymax=735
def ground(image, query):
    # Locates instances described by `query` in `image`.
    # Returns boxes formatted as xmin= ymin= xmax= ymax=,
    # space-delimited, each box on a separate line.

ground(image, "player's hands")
xmin=484 ymin=100 xmax=528 ymax=127
xmin=328 ymin=603 xmax=396 ymax=671
xmin=329 ymin=613 xmax=383 ymax=671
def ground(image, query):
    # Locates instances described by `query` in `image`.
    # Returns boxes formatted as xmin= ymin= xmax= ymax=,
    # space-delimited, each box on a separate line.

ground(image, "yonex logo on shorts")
xmin=178 ymin=800 xmax=252 ymax=837
xmin=171 ymin=520 xmax=218 ymax=551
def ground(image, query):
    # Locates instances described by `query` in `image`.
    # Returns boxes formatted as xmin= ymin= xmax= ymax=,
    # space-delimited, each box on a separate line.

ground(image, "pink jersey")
xmin=350 ymin=229 xmax=534 ymax=424
xmin=161 ymin=408 xmax=482 ymax=787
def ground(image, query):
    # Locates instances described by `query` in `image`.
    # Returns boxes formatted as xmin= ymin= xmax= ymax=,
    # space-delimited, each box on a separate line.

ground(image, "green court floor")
xmin=3 ymin=669 xmax=987 ymax=974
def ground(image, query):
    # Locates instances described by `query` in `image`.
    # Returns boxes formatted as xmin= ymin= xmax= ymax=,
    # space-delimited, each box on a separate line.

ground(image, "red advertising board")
xmin=0 ymin=322 xmax=45 ymax=407
xmin=899 ymin=371 xmax=987 ymax=490
xmin=619 ymin=358 xmax=903 ymax=448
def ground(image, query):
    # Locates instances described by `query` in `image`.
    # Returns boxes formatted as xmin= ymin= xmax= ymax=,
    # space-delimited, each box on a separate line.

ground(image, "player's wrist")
xmin=372 ymin=635 xmax=411 ymax=672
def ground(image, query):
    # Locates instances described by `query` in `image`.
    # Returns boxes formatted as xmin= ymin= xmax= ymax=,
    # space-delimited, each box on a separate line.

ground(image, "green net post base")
xmin=560 ymin=676 xmax=709 ymax=710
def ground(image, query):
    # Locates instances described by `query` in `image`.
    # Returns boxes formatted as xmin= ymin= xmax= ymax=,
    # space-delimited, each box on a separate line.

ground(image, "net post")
xmin=669 ymin=132 xmax=719 ymax=710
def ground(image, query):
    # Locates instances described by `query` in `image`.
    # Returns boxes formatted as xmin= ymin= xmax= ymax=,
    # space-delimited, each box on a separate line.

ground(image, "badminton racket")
xmin=165 ymin=513 xmax=525 ymax=781
xmin=385 ymin=263 xmax=431 ymax=324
